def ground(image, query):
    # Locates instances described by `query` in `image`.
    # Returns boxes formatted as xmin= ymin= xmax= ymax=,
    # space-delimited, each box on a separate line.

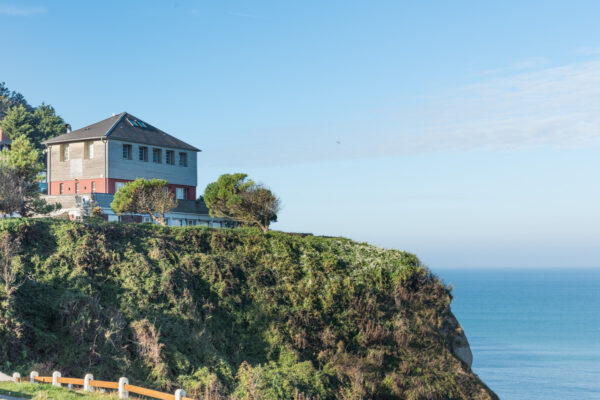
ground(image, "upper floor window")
xmin=60 ymin=144 xmax=69 ymax=161
xmin=152 ymin=148 xmax=162 ymax=163
xmin=59 ymin=183 xmax=64 ymax=194
xmin=122 ymin=144 xmax=132 ymax=160
xmin=139 ymin=146 xmax=148 ymax=162
xmin=85 ymin=141 xmax=94 ymax=159
xmin=115 ymin=182 xmax=126 ymax=192
xmin=91 ymin=181 xmax=96 ymax=193
xmin=166 ymin=150 xmax=175 ymax=165
xmin=179 ymin=152 xmax=188 ymax=167
xmin=75 ymin=182 xmax=80 ymax=194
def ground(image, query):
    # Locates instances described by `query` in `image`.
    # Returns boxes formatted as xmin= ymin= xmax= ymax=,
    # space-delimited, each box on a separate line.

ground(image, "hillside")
xmin=0 ymin=219 xmax=497 ymax=400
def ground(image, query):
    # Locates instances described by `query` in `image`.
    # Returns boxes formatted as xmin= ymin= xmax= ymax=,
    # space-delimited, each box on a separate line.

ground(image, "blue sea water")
xmin=436 ymin=268 xmax=600 ymax=400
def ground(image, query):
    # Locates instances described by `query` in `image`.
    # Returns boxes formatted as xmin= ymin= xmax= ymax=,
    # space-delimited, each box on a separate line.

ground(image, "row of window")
xmin=58 ymin=142 xmax=188 ymax=168
xmin=122 ymin=144 xmax=188 ymax=167
xmin=59 ymin=181 xmax=96 ymax=194
xmin=59 ymin=182 xmax=187 ymax=200
xmin=60 ymin=142 xmax=94 ymax=161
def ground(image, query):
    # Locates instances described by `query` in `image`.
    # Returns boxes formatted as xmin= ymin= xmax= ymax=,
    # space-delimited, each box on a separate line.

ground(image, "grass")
xmin=0 ymin=382 xmax=119 ymax=400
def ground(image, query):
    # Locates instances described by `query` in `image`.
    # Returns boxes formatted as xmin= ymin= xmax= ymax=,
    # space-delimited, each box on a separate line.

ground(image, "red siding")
xmin=49 ymin=178 xmax=196 ymax=199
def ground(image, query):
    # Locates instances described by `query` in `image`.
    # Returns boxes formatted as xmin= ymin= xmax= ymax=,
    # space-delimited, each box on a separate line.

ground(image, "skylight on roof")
xmin=127 ymin=118 xmax=139 ymax=127
xmin=137 ymin=121 xmax=147 ymax=128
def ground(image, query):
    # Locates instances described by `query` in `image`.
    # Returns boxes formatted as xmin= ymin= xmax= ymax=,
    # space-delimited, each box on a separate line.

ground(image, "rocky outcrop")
xmin=443 ymin=313 xmax=474 ymax=367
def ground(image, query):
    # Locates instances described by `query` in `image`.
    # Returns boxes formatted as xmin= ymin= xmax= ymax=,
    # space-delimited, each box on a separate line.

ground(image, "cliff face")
xmin=0 ymin=219 xmax=497 ymax=400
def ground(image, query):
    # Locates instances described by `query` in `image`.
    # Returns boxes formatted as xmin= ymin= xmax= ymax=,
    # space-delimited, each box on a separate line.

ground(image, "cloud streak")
xmin=0 ymin=4 xmax=46 ymax=16
xmin=205 ymin=57 xmax=600 ymax=167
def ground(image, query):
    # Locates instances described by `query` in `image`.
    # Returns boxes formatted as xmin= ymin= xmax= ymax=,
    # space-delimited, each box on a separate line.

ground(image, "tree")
xmin=111 ymin=178 xmax=177 ymax=226
xmin=31 ymin=103 xmax=67 ymax=149
xmin=0 ymin=135 xmax=58 ymax=217
xmin=0 ymin=165 xmax=23 ymax=217
xmin=0 ymin=231 xmax=24 ymax=361
xmin=0 ymin=82 xmax=31 ymax=120
xmin=204 ymin=173 xmax=280 ymax=232
xmin=0 ymin=103 xmax=67 ymax=155
xmin=0 ymin=104 xmax=35 ymax=139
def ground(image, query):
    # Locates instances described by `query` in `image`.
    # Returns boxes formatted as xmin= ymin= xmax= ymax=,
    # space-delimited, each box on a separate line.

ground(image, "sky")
xmin=1 ymin=1 xmax=599 ymax=268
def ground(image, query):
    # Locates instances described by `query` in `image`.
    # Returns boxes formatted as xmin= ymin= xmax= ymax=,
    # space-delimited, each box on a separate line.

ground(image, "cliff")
xmin=0 ymin=219 xmax=497 ymax=399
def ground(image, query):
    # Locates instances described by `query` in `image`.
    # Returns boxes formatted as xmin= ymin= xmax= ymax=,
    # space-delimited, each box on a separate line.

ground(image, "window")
xmin=139 ymin=146 xmax=148 ymax=162
xmin=166 ymin=150 xmax=175 ymax=165
xmin=138 ymin=121 xmax=147 ymax=128
xmin=115 ymin=182 xmax=125 ymax=192
xmin=152 ymin=148 xmax=162 ymax=163
xmin=179 ymin=152 xmax=188 ymax=167
xmin=60 ymin=183 xmax=64 ymax=194
xmin=75 ymin=182 xmax=80 ymax=193
xmin=122 ymin=144 xmax=132 ymax=160
xmin=85 ymin=141 xmax=94 ymax=159
xmin=60 ymin=144 xmax=69 ymax=161
xmin=91 ymin=182 xmax=96 ymax=193
xmin=176 ymin=188 xmax=187 ymax=200
xmin=127 ymin=118 xmax=139 ymax=127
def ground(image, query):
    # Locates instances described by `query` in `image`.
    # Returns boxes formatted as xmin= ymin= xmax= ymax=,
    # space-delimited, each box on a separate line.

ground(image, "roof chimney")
xmin=66 ymin=124 xmax=72 ymax=133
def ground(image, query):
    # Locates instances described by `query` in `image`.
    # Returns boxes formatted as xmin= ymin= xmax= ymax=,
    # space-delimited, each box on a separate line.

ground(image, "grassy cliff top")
xmin=0 ymin=219 xmax=496 ymax=400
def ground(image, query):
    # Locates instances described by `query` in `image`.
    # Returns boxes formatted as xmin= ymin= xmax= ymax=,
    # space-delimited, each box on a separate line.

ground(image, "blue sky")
xmin=1 ymin=1 xmax=599 ymax=268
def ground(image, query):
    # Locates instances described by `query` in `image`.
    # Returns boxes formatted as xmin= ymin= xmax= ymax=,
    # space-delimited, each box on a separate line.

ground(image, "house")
xmin=42 ymin=112 xmax=225 ymax=226
xmin=0 ymin=127 xmax=11 ymax=151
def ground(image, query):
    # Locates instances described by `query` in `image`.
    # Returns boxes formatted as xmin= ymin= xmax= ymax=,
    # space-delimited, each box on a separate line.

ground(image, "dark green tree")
xmin=0 ymin=82 xmax=31 ymax=120
xmin=204 ymin=173 xmax=280 ymax=232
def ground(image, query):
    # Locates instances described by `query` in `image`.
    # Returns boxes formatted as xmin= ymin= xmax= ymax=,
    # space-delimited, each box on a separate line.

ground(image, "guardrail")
xmin=9 ymin=371 xmax=193 ymax=400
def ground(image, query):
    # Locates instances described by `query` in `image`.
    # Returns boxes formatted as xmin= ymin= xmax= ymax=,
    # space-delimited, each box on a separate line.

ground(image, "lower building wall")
xmin=49 ymin=178 xmax=106 ymax=195
xmin=49 ymin=178 xmax=196 ymax=199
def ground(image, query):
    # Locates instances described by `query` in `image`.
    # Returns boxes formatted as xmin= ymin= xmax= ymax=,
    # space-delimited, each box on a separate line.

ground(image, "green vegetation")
xmin=0 ymin=219 xmax=497 ymax=400
xmin=204 ymin=173 xmax=280 ymax=232
xmin=0 ymin=136 xmax=59 ymax=216
xmin=0 ymin=381 xmax=119 ymax=400
xmin=111 ymin=179 xmax=177 ymax=226
xmin=0 ymin=82 xmax=67 ymax=154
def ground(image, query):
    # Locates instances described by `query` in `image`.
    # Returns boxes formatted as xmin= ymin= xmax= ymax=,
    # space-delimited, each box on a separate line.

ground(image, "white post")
xmin=12 ymin=372 xmax=20 ymax=383
xmin=175 ymin=389 xmax=186 ymax=400
xmin=52 ymin=371 xmax=61 ymax=387
xmin=118 ymin=377 xmax=129 ymax=399
xmin=84 ymin=374 xmax=94 ymax=392
xmin=30 ymin=371 xmax=39 ymax=383
xmin=68 ymin=383 xmax=73 ymax=390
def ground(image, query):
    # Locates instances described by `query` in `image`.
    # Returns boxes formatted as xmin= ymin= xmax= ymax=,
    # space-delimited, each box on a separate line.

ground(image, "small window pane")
xmin=153 ymin=148 xmax=162 ymax=163
xmin=179 ymin=152 xmax=187 ymax=167
xmin=86 ymin=141 xmax=94 ymax=159
xmin=139 ymin=146 xmax=148 ymax=161
xmin=123 ymin=144 xmax=132 ymax=160
xmin=166 ymin=150 xmax=175 ymax=165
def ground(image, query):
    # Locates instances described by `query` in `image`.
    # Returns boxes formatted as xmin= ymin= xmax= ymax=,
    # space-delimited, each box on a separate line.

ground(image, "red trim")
xmin=49 ymin=178 xmax=196 ymax=199
xmin=49 ymin=178 xmax=106 ymax=195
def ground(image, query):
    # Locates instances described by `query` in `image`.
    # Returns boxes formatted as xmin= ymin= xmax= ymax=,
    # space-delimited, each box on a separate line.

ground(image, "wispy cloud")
xmin=574 ymin=46 xmax=600 ymax=56
xmin=0 ymin=4 xmax=47 ymax=16
xmin=205 ymin=57 xmax=600 ymax=167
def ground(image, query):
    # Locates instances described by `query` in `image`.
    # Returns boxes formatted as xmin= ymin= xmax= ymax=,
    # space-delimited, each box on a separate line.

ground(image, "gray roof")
xmin=44 ymin=112 xmax=200 ymax=152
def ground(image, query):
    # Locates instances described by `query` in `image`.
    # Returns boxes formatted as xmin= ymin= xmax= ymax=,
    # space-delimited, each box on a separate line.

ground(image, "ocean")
xmin=436 ymin=268 xmax=600 ymax=400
